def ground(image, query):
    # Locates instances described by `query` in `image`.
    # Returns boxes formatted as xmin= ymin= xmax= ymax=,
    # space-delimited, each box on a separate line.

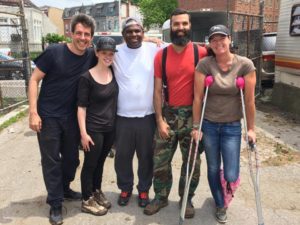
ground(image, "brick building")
xmin=178 ymin=0 xmax=280 ymax=32
xmin=62 ymin=0 xmax=141 ymax=37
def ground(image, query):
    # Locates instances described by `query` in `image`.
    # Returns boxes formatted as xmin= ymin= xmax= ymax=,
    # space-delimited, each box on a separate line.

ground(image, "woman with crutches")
xmin=192 ymin=24 xmax=256 ymax=224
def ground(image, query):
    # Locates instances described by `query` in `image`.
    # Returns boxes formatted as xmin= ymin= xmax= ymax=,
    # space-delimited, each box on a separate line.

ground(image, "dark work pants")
xmin=37 ymin=116 xmax=80 ymax=207
xmin=81 ymin=131 xmax=115 ymax=201
xmin=114 ymin=114 xmax=156 ymax=193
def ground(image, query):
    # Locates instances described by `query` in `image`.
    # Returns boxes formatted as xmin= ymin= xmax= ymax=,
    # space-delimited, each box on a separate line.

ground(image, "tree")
xmin=43 ymin=33 xmax=70 ymax=44
xmin=138 ymin=0 xmax=178 ymax=30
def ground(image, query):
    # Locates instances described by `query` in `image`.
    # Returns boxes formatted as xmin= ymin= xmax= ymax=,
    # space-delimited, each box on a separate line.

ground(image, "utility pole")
xmin=19 ymin=0 xmax=31 ymax=94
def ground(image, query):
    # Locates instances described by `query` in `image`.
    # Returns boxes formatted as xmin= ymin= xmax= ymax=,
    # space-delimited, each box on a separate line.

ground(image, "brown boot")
xmin=144 ymin=198 xmax=168 ymax=215
xmin=179 ymin=197 xmax=195 ymax=218
xmin=93 ymin=189 xmax=111 ymax=209
xmin=81 ymin=196 xmax=108 ymax=216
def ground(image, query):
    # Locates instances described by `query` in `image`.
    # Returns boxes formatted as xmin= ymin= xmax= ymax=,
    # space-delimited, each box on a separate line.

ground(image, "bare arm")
xmin=77 ymin=106 xmax=94 ymax=151
xmin=244 ymin=70 xmax=256 ymax=143
xmin=191 ymin=71 xmax=205 ymax=140
xmin=154 ymin=77 xmax=170 ymax=139
xmin=28 ymin=67 xmax=45 ymax=132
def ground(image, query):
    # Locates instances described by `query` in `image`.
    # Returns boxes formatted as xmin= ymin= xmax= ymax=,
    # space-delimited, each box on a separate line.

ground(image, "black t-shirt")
xmin=34 ymin=44 xmax=97 ymax=117
xmin=77 ymin=68 xmax=118 ymax=133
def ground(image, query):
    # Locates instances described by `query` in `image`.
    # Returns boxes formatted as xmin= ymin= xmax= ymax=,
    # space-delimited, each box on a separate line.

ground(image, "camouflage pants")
xmin=153 ymin=106 xmax=201 ymax=200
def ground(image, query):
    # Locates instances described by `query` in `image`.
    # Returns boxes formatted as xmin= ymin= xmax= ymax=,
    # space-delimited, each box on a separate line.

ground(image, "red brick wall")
xmin=178 ymin=0 xmax=229 ymax=11
xmin=178 ymin=0 xmax=279 ymax=32
xmin=264 ymin=0 xmax=280 ymax=32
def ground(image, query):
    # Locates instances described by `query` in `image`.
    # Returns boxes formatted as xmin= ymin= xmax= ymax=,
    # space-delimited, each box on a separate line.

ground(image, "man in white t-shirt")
xmin=113 ymin=17 xmax=166 ymax=208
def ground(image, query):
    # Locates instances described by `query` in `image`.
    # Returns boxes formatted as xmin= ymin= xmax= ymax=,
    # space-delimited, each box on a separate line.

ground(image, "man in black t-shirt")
xmin=28 ymin=14 xmax=97 ymax=225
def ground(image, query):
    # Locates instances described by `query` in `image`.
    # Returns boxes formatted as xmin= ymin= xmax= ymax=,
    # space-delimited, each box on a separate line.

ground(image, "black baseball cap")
xmin=96 ymin=37 xmax=118 ymax=52
xmin=208 ymin=24 xmax=230 ymax=41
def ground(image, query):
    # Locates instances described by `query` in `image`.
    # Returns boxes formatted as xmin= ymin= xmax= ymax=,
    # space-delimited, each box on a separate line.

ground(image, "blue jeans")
xmin=202 ymin=119 xmax=241 ymax=208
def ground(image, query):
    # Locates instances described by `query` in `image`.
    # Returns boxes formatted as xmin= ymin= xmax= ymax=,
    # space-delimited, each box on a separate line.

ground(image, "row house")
xmin=63 ymin=0 xmax=141 ymax=37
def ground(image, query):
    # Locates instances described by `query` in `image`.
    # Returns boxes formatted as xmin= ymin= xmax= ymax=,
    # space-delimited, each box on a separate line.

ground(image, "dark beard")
xmin=170 ymin=29 xmax=192 ymax=46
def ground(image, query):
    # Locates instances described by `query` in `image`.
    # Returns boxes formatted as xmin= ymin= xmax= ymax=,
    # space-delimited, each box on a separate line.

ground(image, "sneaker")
xmin=179 ymin=197 xmax=195 ymax=219
xmin=49 ymin=206 xmax=63 ymax=225
xmin=108 ymin=149 xmax=115 ymax=158
xmin=93 ymin=189 xmax=111 ymax=209
xmin=143 ymin=198 xmax=168 ymax=215
xmin=138 ymin=192 xmax=150 ymax=208
xmin=64 ymin=188 xmax=82 ymax=201
xmin=215 ymin=207 xmax=227 ymax=223
xmin=81 ymin=196 xmax=108 ymax=216
xmin=118 ymin=191 xmax=132 ymax=206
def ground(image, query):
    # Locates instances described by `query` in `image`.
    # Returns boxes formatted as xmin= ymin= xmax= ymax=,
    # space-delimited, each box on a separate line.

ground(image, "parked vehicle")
xmin=92 ymin=32 xmax=123 ymax=46
xmin=261 ymin=32 xmax=276 ymax=88
xmin=272 ymin=0 xmax=300 ymax=114
xmin=0 ymin=48 xmax=11 ymax=56
xmin=0 ymin=53 xmax=35 ymax=80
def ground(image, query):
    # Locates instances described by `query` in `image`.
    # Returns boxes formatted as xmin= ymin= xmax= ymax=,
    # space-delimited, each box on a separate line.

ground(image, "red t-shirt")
xmin=154 ymin=42 xmax=207 ymax=106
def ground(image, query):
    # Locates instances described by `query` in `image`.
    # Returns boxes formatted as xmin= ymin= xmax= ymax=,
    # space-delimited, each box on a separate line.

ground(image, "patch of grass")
xmin=263 ymin=143 xmax=300 ymax=166
xmin=0 ymin=110 xmax=27 ymax=132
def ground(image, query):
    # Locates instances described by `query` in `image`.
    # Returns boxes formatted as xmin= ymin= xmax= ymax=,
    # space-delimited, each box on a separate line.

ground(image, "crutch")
xmin=236 ymin=77 xmax=264 ymax=225
xmin=179 ymin=75 xmax=214 ymax=225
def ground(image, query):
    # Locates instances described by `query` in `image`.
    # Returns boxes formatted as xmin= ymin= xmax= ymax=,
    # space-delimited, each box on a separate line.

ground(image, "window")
xmin=0 ymin=18 xmax=8 ymax=24
xmin=86 ymin=8 xmax=91 ymax=15
xmin=108 ymin=3 xmax=115 ymax=13
xmin=33 ymin=19 xmax=42 ymax=42
xmin=114 ymin=20 xmax=118 ymax=31
xmin=290 ymin=4 xmax=300 ymax=36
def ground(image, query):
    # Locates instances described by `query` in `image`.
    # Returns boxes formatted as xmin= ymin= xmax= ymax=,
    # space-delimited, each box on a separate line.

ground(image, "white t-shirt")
xmin=113 ymin=42 xmax=166 ymax=117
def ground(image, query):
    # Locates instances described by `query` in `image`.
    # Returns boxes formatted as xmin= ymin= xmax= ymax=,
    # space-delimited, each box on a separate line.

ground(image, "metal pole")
xmin=19 ymin=0 xmax=31 ymax=95
xmin=257 ymin=0 xmax=265 ymax=94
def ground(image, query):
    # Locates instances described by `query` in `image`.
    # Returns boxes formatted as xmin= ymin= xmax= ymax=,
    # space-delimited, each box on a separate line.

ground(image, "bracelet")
xmin=192 ymin=124 xmax=199 ymax=129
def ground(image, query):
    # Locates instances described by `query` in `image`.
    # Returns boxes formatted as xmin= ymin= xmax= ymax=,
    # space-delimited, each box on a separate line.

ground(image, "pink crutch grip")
xmin=205 ymin=75 xmax=214 ymax=87
xmin=236 ymin=76 xmax=245 ymax=89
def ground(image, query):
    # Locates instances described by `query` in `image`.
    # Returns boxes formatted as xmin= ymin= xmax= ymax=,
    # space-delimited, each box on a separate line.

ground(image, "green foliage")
xmin=30 ymin=51 xmax=42 ymax=60
xmin=0 ymin=110 xmax=27 ymax=132
xmin=131 ymin=0 xmax=141 ymax=4
xmin=138 ymin=0 xmax=178 ymax=29
xmin=44 ymin=33 xmax=69 ymax=44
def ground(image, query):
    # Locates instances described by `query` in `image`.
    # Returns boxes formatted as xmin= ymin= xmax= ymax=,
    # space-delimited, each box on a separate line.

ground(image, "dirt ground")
xmin=0 ymin=103 xmax=299 ymax=225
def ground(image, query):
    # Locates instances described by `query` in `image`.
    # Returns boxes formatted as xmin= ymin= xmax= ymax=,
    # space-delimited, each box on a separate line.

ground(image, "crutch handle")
xmin=236 ymin=76 xmax=245 ymax=89
xmin=249 ymin=141 xmax=256 ymax=152
xmin=205 ymin=75 xmax=214 ymax=87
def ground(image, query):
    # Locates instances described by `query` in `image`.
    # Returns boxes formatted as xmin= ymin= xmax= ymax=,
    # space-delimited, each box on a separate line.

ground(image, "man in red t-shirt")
xmin=144 ymin=9 xmax=207 ymax=218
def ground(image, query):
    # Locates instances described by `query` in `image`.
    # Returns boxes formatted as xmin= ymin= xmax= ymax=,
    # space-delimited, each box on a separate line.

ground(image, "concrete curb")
xmin=255 ymin=125 xmax=299 ymax=152
xmin=0 ymin=104 xmax=28 ymax=127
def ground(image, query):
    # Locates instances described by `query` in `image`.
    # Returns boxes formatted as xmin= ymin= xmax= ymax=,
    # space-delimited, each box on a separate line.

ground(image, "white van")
xmin=0 ymin=48 xmax=11 ymax=56
xmin=92 ymin=32 xmax=123 ymax=46
xmin=272 ymin=0 xmax=300 ymax=114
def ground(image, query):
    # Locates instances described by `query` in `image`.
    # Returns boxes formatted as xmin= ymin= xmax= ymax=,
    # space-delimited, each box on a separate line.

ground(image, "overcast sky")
xmin=31 ymin=0 xmax=115 ymax=9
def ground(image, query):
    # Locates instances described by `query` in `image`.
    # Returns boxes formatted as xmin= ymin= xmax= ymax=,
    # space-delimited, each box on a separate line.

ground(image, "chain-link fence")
xmin=0 ymin=1 xmax=31 ymax=114
xmin=229 ymin=12 xmax=263 ymax=91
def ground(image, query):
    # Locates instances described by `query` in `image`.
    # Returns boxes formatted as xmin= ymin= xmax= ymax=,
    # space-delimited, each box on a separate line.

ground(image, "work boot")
xmin=143 ymin=198 xmax=168 ymax=215
xmin=215 ymin=207 xmax=227 ymax=223
xmin=63 ymin=188 xmax=82 ymax=201
xmin=117 ymin=191 xmax=132 ymax=206
xmin=81 ymin=196 xmax=108 ymax=216
xmin=138 ymin=192 xmax=150 ymax=208
xmin=179 ymin=197 xmax=195 ymax=218
xmin=93 ymin=189 xmax=111 ymax=209
xmin=49 ymin=205 xmax=63 ymax=225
